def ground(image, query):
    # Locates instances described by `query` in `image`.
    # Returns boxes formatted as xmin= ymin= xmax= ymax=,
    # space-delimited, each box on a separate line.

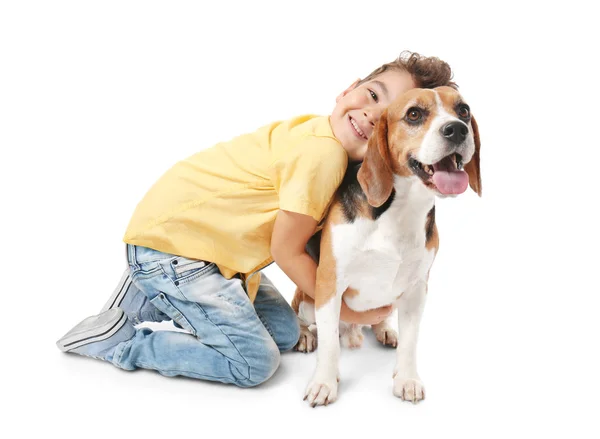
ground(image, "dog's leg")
xmin=304 ymin=286 xmax=343 ymax=407
xmin=293 ymin=289 xmax=317 ymax=353
xmin=371 ymin=312 xmax=398 ymax=348
xmin=393 ymin=281 xmax=427 ymax=403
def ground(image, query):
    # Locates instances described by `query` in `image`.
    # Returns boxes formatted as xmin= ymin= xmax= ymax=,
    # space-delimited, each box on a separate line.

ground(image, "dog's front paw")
xmin=294 ymin=326 xmax=317 ymax=353
xmin=393 ymin=375 xmax=425 ymax=403
xmin=304 ymin=377 xmax=339 ymax=407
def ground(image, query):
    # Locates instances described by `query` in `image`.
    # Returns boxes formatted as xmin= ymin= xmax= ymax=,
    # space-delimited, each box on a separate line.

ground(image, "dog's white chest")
xmin=331 ymin=211 xmax=434 ymax=312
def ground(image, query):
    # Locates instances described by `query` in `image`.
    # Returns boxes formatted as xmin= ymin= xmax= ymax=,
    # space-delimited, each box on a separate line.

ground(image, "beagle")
xmin=291 ymin=86 xmax=481 ymax=406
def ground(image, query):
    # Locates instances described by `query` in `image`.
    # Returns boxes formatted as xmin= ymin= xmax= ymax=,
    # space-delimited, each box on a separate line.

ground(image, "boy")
xmin=57 ymin=51 xmax=456 ymax=387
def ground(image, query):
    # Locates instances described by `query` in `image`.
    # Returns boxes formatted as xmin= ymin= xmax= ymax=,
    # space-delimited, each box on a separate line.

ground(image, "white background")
xmin=1 ymin=1 xmax=599 ymax=438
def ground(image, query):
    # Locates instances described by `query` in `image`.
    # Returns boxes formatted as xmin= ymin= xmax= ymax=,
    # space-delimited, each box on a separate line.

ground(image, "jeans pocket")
xmin=150 ymin=293 xmax=197 ymax=336
xmin=169 ymin=256 xmax=215 ymax=285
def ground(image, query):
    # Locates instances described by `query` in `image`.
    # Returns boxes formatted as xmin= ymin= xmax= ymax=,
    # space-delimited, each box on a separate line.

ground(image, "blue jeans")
xmin=112 ymin=244 xmax=300 ymax=387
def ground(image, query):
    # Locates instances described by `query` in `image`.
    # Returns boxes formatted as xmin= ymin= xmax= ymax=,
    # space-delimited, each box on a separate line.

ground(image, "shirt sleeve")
xmin=268 ymin=137 xmax=348 ymax=222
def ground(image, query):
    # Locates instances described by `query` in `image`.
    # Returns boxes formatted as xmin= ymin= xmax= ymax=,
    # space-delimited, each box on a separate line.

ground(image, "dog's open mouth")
xmin=409 ymin=153 xmax=469 ymax=195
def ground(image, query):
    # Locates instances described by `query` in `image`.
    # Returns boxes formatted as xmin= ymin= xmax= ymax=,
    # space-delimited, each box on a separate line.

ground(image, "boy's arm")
xmin=271 ymin=209 xmax=392 ymax=325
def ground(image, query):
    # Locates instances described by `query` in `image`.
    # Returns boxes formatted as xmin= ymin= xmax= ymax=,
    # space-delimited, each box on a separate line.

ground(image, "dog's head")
xmin=357 ymin=86 xmax=481 ymax=207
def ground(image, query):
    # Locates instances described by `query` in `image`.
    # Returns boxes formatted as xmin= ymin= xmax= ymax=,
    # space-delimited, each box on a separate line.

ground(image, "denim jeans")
xmin=112 ymin=244 xmax=300 ymax=387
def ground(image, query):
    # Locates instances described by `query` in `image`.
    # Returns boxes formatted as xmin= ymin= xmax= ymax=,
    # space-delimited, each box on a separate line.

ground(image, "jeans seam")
xmin=185 ymin=301 xmax=252 ymax=380
xmin=111 ymin=336 xmax=135 ymax=367
xmin=151 ymin=294 xmax=196 ymax=336
xmin=127 ymin=245 xmax=140 ymax=271
xmin=254 ymin=309 xmax=276 ymax=339
xmin=133 ymin=361 xmax=252 ymax=385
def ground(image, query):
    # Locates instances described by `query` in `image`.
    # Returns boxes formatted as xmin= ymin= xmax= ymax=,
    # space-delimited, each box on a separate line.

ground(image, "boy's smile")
xmin=330 ymin=69 xmax=416 ymax=161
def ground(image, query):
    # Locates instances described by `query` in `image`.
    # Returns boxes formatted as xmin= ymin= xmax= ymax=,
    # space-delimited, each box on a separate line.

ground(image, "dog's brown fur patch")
xmin=291 ymin=287 xmax=313 ymax=314
xmin=343 ymin=287 xmax=360 ymax=301
xmin=425 ymin=206 xmax=439 ymax=251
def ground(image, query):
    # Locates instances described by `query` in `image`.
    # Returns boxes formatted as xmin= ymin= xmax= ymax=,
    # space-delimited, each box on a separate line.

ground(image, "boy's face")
xmin=331 ymin=69 xmax=416 ymax=161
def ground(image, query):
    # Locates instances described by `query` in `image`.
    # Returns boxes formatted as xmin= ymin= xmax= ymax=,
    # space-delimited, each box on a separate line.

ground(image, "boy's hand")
xmin=340 ymin=301 xmax=393 ymax=325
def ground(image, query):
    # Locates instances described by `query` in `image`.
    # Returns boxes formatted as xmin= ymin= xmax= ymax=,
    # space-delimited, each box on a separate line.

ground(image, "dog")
xmin=291 ymin=86 xmax=481 ymax=406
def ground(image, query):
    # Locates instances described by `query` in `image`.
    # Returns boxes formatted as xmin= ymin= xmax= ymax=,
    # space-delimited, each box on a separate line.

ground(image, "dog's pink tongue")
xmin=432 ymin=171 xmax=469 ymax=194
xmin=431 ymin=159 xmax=469 ymax=195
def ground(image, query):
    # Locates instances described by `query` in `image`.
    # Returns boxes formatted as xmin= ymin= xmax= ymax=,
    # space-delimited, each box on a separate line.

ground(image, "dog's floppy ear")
xmin=465 ymin=115 xmax=482 ymax=196
xmin=357 ymin=113 xmax=394 ymax=207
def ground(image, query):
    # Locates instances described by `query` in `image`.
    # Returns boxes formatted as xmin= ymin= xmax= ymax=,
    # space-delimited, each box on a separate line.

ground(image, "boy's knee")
xmin=237 ymin=338 xmax=281 ymax=387
xmin=278 ymin=317 xmax=301 ymax=352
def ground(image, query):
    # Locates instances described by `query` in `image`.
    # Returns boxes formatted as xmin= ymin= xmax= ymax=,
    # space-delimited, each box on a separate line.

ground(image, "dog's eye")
xmin=458 ymin=105 xmax=470 ymax=119
xmin=406 ymin=108 xmax=423 ymax=122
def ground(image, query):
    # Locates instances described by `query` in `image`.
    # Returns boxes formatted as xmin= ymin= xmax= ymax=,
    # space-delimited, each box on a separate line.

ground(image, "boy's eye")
xmin=368 ymin=89 xmax=379 ymax=102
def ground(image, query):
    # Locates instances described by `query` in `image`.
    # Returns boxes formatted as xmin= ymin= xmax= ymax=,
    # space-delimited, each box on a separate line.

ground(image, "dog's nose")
xmin=440 ymin=122 xmax=468 ymax=144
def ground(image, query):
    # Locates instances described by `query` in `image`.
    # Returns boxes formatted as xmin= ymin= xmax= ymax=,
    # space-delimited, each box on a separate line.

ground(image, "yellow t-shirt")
xmin=123 ymin=115 xmax=348 ymax=301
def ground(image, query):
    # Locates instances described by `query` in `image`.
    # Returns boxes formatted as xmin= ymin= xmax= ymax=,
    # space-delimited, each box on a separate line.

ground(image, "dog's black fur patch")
xmin=306 ymin=164 xmax=397 ymax=262
xmin=305 ymin=230 xmax=321 ymax=263
xmin=372 ymin=188 xmax=395 ymax=220
xmin=339 ymin=162 xmax=395 ymax=222
xmin=425 ymin=205 xmax=436 ymax=243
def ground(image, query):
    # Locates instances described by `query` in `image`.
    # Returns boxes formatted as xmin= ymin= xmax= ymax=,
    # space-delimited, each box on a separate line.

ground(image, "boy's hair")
xmin=359 ymin=50 xmax=457 ymax=90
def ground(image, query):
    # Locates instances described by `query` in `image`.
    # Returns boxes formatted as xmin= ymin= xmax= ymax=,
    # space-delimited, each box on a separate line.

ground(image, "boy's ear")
xmin=336 ymin=78 xmax=361 ymax=102
xmin=464 ymin=115 xmax=482 ymax=196
xmin=357 ymin=112 xmax=394 ymax=207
